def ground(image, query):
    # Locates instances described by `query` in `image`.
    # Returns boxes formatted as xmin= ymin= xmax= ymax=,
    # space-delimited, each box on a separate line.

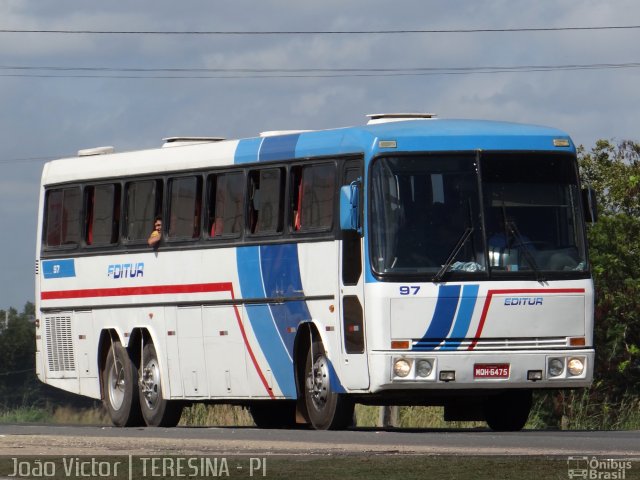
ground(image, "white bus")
xmin=35 ymin=114 xmax=595 ymax=431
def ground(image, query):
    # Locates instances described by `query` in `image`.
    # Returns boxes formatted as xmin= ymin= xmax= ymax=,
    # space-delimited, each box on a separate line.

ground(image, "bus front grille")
xmin=412 ymin=337 xmax=569 ymax=351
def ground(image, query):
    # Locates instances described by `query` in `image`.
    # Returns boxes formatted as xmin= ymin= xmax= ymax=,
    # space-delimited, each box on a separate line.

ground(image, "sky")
xmin=1 ymin=0 xmax=639 ymax=309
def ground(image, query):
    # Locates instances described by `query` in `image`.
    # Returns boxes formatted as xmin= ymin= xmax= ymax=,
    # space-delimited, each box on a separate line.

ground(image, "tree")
xmin=0 ymin=302 xmax=97 ymax=411
xmin=579 ymin=140 xmax=640 ymax=399
xmin=0 ymin=302 xmax=40 ymax=408
xmin=534 ymin=140 xmax=640 ymax=429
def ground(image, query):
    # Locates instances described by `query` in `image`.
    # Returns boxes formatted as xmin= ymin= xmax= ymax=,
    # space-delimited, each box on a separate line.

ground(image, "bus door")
xmin=338 ymin=159 xmax=369 ymax=390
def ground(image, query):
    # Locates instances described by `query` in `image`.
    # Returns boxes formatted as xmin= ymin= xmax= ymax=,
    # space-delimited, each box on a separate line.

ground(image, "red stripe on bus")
xmin=40 ymin=282 xmax=234 ymax=300
xmin=41 ymin=281 xmax=277 ymax=399
xmin=229 ymin=287 xmax=276 ymax=399
xmin=467 ymin=288 xmax=586 ymax=351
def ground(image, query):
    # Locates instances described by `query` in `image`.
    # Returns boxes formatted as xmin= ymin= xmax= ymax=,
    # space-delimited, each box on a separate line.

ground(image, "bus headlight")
xmin=415 ymin=359 xmax=433 ymax=378
xmin=393 ymin=358 xmax=412 ymax=378
xmin=548 ymin=358 xmax=564 ymax=377
xmin=567 ymin=357 xmax=585 ymax=376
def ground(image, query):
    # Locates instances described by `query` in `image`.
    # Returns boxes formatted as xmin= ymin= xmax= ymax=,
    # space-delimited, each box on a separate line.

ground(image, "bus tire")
xmin=102 ymin=341 xmax=143 ymax=427
xmin=249 ymin=400 xmax=298 ymax=429
xmin=304 ymin=340 xmax=354 ymax=430
xmin=484 ymin=390 xmax=532 ymax=432
xmin=139 ymin=343 xmax=183 ymax=427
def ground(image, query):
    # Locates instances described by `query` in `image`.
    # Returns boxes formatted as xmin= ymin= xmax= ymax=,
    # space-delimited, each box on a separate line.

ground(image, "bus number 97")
xmin=399 ymin=286 xmax=420 ymax=296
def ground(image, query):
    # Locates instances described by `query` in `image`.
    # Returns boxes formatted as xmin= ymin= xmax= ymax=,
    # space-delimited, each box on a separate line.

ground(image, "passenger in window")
xmin=148 ymin=216 xmax=163 ymax=248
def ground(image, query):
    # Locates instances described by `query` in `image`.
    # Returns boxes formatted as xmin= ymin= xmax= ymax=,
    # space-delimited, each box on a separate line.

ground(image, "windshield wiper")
xmin=505 ymin=221 xmax=546 ymax=283
xmin=432 ymin=227 xmax=474 ymax=283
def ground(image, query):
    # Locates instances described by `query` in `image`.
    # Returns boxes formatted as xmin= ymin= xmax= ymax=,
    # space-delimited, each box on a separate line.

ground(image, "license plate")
xmin=474 ymin=363 xmax=510 ymax=379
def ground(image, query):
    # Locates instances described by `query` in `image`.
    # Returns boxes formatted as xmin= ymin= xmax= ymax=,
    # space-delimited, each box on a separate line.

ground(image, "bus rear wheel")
xmin=139 ymin=343 xmax=183 ymax=427
xmin=304 ymin=341 xmax=354 ymax=430
xmin=484 ymin=390 xmax=532 ymax=431
xmin=102 ymin=341 xmax=143 ymax=427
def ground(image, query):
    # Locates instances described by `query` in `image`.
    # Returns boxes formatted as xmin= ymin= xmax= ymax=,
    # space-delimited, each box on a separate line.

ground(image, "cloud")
xmin=2 ymin=0 xmax=640 ymax=306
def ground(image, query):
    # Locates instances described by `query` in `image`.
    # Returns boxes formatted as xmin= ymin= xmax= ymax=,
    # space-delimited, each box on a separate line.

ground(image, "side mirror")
xmin=581 ymin=187 xmax=598 ymax=223
xmin=340 ymin=178 xmax=362 ymax=234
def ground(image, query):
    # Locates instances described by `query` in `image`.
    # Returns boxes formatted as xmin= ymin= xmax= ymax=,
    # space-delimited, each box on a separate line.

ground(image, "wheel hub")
xmin=141 ymin=359 xmax=160 ymax=409
xmin=108 ymin=360 xmax=126 ymax=410
xmin=307 ymin=355 xmax=330 ymax=410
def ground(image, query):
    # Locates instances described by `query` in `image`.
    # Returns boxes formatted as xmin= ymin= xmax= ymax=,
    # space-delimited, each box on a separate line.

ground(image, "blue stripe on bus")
xmin=235 ymin=134 xmax=300 ymax=165
xmin=236 ymin=245 xmax=297 ymax=397
xmin=235 ymin=137 xmax=262 ymax=164
xmin=259 ymin=134 xmax=300 ymax=162
xmin=328 ymin=357 xmax=346 ymax=393
xmin=439 ymin=284 xmax=479 ymax=350
xmin=260 ymin=244 xmax=311 ymax=358
xmin=419 ymin=285 xmax=461 ymax=350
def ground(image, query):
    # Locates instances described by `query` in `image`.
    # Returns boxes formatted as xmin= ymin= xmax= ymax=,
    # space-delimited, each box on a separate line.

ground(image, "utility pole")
xmin=378 ymin=406 xmax=399 ymax=428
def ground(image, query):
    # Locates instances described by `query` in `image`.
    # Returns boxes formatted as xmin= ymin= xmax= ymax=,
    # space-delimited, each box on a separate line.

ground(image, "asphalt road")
xmin=0 ymin=424 xmax=638 ymax=457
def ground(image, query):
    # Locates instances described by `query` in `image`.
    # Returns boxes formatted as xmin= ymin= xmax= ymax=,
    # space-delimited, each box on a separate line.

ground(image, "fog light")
xmin=567 ymin=357 xmax=585 ymax=376
xmin=439 ymin=370 xmax=455 ymax=382
xmin=416 ymin=359 xmax=433 ymax=378
xmin=393 ymin=358 xmax=412 ymax=378
xmin=548 ymin=358 xmax=564 ymax=377
xmin=527 ymin=370 xmax=543 ymax=381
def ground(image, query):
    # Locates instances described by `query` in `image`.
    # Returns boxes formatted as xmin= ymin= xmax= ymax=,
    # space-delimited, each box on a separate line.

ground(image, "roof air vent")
xmin=77 ymin=146 xmax=115 ymax=157
xmin=366 ymin=113 xmax=437 ymax=125
xmin=162 ymin=137 xmax=225 ymax=148
xmin=259 ymin=130 xmax=312 ymax=137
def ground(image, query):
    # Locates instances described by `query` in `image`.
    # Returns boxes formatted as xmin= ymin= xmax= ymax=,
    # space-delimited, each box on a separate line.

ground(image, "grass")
xmin=0 ymin=405 xmax=109 ymax=425
xmin=177 ymin=404 xmax=485 ymax=429
xmin=92 ymin=394 xmax=640 ymax=430
xmin=50 ymin=405 xmax=110 ymax=425
xmin=2 ymin=393 xmax=640 ymax=430
xmin=534 ymin=390 xmax=640 ymax=430
xmin=0 ymin=406 xmax=52 ymax=424
xmin=179 ymin=403 xmax=254 ymax=427
xmin=355 ymin=404 xmax=485 ymax=429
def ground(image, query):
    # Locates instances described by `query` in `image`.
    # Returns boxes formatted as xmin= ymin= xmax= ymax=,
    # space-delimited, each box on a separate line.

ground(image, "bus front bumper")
xmin=367 ymin=349 xmax=595 ymax=392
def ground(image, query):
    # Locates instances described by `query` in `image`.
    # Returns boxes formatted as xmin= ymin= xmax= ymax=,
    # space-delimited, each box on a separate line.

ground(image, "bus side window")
xmin=44 ymin=187 xmax=82 ymax=248
xmin=248 ymin=168 xmax=285 ymax=235
xmin=291 ymin=166 xmax=303 ymax=231
xmin=207 ymin=172 xmax=244 ymax=239
xmin=291 ymin=163 xmax=336 ymax=232
xmin=124 ymin=179 xmax=163 ymax=242
xmin=342 ymin=161 xmax=362 ymax=285
xmin=167 ymin=176 xmax=202 ymax=240
xmin=85 ymin=184 xmax=120 ymax=246
xmin=85 ymin=187 xmax=94 ymax=245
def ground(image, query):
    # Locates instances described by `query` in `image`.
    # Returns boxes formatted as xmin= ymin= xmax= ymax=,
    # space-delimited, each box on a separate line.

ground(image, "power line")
xmin=0 ymin=25 xmax=639 ymax=35
xmin=0 ymin=155 xmax=60 ymax=165
xmin=2 ymin=63 xmax=640 ymax=73
xmin=0 ymin=62 xmax=639 ymax=79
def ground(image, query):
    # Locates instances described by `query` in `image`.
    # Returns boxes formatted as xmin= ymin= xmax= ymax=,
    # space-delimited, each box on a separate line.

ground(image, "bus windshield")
xmin=369 ymin=152 xmax=588 ymax=279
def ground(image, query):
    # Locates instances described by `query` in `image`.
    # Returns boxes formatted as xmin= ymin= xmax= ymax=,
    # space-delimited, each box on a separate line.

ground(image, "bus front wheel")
xmin=139 ymin=343 xmax=183 ymax=427
xmin=102 ymin=341 xmax=143 ymax=427
xmin=304 ymin=341 xmax=354 ymax=430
